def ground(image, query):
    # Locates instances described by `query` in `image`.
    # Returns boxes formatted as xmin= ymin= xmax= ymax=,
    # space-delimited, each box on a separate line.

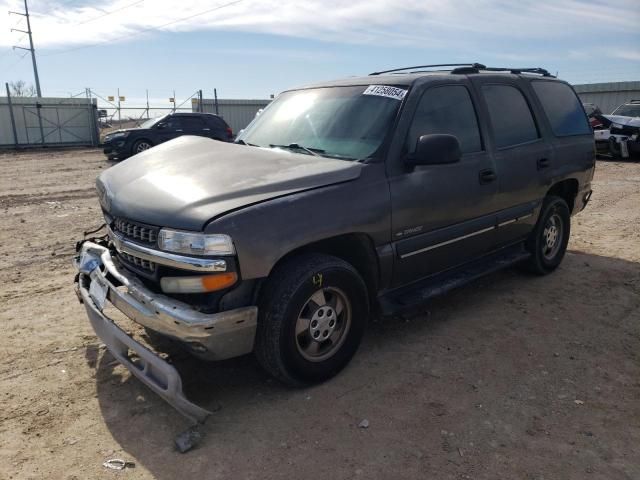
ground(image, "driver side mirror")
xmin=407 ymin=134 xmax=461 ymax=166
xmin=156 ymin=122 xmax=167 ymax=130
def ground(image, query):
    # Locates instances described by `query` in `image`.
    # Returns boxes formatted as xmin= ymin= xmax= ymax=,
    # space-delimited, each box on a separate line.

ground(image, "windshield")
xmin=237 ymin=85 xmax=407 ymax=160
xmin=612 ymin=104 xmax=640 ymax=117
xmin=139 ymin=115 xmax=167 ymax=129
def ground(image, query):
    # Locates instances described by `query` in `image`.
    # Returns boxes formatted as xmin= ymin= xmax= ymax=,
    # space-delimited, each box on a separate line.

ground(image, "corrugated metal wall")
xmin=193 ymin=99 xmax=271 ymax=133
xmin=0 ymin=96 xmax=99 ymax=147
xmin=574 ymin=81 xmax=640 ymax=114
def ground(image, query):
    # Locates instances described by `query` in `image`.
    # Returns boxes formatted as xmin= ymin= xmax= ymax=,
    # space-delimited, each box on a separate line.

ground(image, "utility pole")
xmin=10 ymin=0 xmax=42 ymax=97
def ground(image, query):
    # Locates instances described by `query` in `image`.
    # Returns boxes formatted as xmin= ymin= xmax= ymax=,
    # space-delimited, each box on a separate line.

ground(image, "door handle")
xmin=479 ymin=169 xmax=497 ymax=184
xmin=537 ymin=158 xmax=550 ymax=170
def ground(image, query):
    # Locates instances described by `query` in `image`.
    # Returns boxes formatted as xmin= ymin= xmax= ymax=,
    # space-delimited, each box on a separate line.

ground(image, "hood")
xmin=603 ymin=115 xmax=640 ymax=128
xmin=105 ymin=127 xmax=149 ymax=137
xmin=97 ymin=135 xmax=363 ymax=230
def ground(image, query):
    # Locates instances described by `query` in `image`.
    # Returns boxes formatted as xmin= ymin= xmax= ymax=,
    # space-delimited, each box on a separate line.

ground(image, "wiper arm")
xmin=235 ymin=139 xmax=260 ymax=147
xmin=269 ymin=143 xmax=325 ymax=156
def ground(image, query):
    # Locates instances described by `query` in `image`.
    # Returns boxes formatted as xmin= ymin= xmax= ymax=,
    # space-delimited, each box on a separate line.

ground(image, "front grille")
xmin=118 ymin=250 xmax=157 ymax=272
xmin=113 ymin=217 xmax=159 ymax=245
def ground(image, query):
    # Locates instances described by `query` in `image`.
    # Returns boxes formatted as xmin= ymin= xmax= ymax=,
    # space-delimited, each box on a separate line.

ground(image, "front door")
xmin=157 ymin=115 xmax=185 ymax=144
xmin=388 ymin=83 xmax=499 ymax=286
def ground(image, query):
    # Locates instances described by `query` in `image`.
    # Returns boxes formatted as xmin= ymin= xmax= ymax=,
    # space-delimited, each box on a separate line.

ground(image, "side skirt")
xmin=378 ymin=242 xmax=530 ymax=316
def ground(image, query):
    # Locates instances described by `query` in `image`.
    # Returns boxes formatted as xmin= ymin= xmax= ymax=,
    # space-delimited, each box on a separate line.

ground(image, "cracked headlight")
xmin=158 ymin=229 xmax=235 ymax=256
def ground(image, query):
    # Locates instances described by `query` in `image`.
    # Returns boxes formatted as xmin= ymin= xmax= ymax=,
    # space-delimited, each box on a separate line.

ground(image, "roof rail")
xmin=481 ymin=66 xmax=554 ymax=77
xmin=369 ymin=63 xmax=555 ymax=77
xmin=369 ymin=63 xmax=486 ymax=75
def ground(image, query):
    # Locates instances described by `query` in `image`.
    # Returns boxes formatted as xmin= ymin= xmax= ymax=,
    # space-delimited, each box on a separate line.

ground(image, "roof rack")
xmin=369 ymin=63 xmax=486 ymax=75
xmin=369 ymin=63 xmax=555 ymax=77
xmin=481 ymin=66 xmax=554 ymax=77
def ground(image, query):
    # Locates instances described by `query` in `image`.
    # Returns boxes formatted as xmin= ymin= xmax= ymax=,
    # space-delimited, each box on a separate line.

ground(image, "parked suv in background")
xmin=75 ymin=63 xmax=594 ymax=423
xmin=102 ymin=112 xmax=233 ymax=160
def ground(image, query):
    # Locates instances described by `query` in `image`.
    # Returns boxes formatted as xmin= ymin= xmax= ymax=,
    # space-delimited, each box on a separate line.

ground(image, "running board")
xmin=379 ymin=244 xmax=531 ymax=316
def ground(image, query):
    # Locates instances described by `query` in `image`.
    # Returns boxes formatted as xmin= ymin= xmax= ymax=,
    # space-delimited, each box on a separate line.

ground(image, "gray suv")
xmin=75 ymin=63 xmax=595 ymax=423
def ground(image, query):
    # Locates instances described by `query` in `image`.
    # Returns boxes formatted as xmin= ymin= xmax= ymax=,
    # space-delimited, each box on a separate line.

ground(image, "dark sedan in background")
xmin=102 ymin=112 xmax=233 ymax=160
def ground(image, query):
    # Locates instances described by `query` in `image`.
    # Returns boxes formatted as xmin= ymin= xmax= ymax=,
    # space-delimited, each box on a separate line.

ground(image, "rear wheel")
xmin=255 ymin=253 xmax=369 ymax=386
xmin=132 ymin=139 xmax=153 ymax=155
xmin=608 ymin=136 xmax=625 ymax=159
xmin=523 ymin=195 xmax=570 ymax=274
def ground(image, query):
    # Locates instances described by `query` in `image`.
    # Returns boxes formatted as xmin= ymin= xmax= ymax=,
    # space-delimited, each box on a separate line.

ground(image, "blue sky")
xmin=0 ymin=0 xmax=639 ymax=106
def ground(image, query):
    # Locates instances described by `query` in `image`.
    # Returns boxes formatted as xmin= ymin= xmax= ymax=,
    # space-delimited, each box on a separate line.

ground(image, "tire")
xmin=523 ymin=195 xmax=571 ymax=275
xmin=608 ymin=137 xmax=621 ymax=159
xmin=255 ymin=253 xmax=369 ymax=386
xmin=132 ymin=139 xmax=153 ymax=155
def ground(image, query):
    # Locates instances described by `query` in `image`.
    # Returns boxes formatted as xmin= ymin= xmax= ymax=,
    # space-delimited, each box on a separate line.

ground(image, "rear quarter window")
xmin=531 ymin=81 xmax=591 ymax=136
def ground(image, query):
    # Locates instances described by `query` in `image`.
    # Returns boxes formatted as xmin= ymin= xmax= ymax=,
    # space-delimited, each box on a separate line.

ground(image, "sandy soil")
xmin=0 ymin=149 xmax=638 ymax=480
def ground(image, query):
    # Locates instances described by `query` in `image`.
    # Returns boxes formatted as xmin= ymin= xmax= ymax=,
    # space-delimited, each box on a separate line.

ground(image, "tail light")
xmin=226 ymin=127 xmax=233 ymax=139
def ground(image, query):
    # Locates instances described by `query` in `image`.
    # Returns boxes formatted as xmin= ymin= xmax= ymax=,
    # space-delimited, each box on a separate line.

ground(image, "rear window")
xmin=482 ymin=84 xmax=539 ymax=148
xmin=532 ymin=81 xmax=591 ymax=136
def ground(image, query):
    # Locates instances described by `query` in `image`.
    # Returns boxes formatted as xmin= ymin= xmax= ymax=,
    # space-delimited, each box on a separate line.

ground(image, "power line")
xmin=41 ymin=0 xmax=245 ymax=57
xmin=3 ymin=51 xmax=29 ymax=73
xmin=9 ymin=0 xmax=42 ymax=97
xmin=76 ymin=0 xmax=145 ymax=25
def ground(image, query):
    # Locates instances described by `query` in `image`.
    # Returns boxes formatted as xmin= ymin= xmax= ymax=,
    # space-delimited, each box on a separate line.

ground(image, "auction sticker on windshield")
xmin=363 ymin=85 xmax=407 ymax=101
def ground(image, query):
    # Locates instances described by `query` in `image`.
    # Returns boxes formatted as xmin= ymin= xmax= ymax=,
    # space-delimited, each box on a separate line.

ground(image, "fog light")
xmin=161 ymin=272 xmax=238 ymax=293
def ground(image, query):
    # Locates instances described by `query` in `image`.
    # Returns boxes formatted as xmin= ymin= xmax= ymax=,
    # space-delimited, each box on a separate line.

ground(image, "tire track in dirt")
xmin=0 ymin=187 xmax=97 ymax=208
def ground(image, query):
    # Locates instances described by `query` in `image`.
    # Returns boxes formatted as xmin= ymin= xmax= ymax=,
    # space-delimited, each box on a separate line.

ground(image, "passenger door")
xmin=156 ymin=115 xmax=185 ymax=144
xmin=471 ymin=79 xmax=554 ymax=245
xmin=180 ymin=116 xmax=209 ymax=138
xmin=388 ymin=83 xmax=499 ymax=286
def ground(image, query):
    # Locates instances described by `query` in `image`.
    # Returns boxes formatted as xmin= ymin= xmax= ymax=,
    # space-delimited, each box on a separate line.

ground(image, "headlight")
xmin=158 ymin=229 xmax=235 ymax=256
xmin=106 ymin=132 xmax=129 ymax=141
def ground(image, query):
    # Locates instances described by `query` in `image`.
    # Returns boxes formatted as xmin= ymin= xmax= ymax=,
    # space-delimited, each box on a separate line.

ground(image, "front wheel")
xmin=132 ymin=139 xmax=153 ymax=155
xmin=255 ymin=253 xmax=369 ymax=386
xmin=523 ymin=195 xmax=571 ymax=274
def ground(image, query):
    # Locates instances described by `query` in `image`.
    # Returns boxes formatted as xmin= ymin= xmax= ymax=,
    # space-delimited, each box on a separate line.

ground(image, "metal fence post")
xmin=5 ymin=83 xmax=19 ymax=147
xmin=36 ymin=100 xmax=45 ymax=144
xmin=214 ymin=88 xmax=219 ymax=115
xmin=86 ymin=88 xmax=99 ymax=146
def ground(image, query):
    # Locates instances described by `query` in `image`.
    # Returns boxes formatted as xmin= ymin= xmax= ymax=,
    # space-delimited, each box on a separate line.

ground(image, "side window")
xmin=407 ymin=85 xmax=482 ymax=154
xmin=531 ymin=81 xmax=591 ymax=136
xmin=165 ymin=116 xmax=184 ymax=130
xmin=482 ymin=84 xmax=539 ymax=148
xmin=209 ymin=116 xmax=227 ymax=129
xmin=181 ymin=117 xmax=206 ymax=130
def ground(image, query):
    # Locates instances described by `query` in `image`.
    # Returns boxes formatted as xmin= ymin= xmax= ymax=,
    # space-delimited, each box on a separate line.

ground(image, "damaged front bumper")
xmin=74 ymin=241 xmax=258 ymax=423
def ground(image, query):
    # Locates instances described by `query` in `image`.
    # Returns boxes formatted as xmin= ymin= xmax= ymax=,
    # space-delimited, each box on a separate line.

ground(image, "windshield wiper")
xmin=269 ymin=143 xmax=325 ymax=156
xmin=235 ymin=139 xmax=260 ymax=147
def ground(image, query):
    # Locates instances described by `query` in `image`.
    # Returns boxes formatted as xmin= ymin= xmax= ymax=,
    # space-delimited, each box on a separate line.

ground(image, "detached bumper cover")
xmin=74 ymin=241 xmax=258 ymax=422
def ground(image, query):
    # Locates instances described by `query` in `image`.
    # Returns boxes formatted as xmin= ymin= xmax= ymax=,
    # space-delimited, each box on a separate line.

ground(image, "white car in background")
xmin=595 ymin=101 xmax=640 ymax=159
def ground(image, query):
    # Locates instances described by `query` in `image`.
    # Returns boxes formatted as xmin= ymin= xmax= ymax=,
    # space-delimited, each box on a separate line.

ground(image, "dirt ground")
xmin=0 ymin=149 xmax=638 ymax=480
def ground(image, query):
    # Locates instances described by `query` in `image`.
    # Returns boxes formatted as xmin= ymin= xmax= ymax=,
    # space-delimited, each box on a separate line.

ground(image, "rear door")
xmin=470 ymin=78 xmax=554 ymax=244
xmin=388 ymin=82 xmax=499 ymax=286
xmin=180 ymin=115 xmax=209 ymax=137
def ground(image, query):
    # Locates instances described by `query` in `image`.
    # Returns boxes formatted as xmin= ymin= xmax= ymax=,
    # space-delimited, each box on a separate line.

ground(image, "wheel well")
xmin=131 ymin=138 xmax=153 ymax=151
xmin=271 ymin=234 xmax=380 ymax=300
xmin=547 ymin=179 xmax=578 ymax=212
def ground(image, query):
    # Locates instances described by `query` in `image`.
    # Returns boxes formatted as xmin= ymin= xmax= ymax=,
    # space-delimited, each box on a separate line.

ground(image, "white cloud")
xmin=0 ymin=0 xmax=638 ymax=52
